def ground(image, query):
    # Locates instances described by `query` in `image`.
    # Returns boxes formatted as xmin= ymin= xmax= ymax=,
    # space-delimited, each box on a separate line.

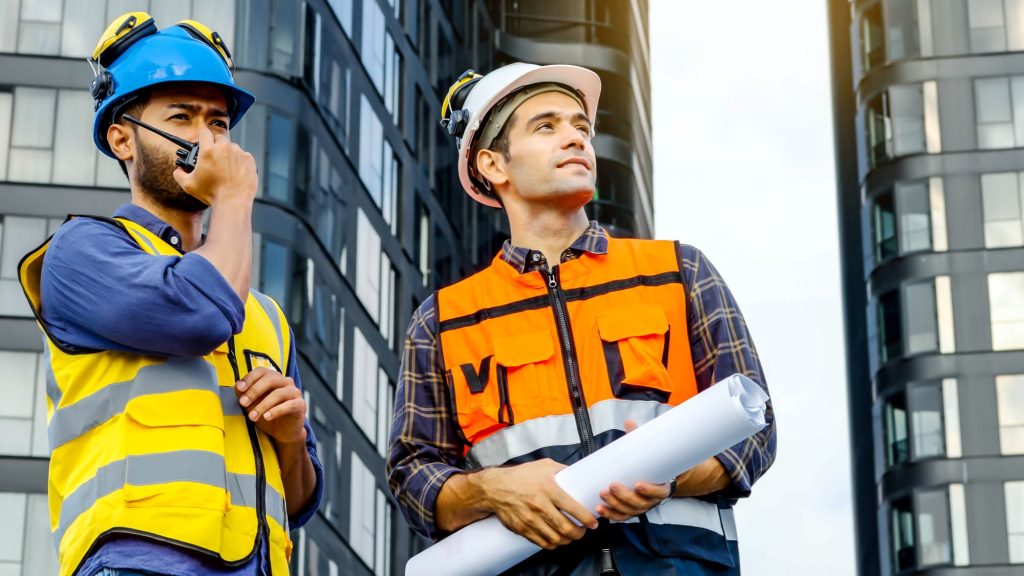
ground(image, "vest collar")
xmin=113 ymin=203 xmax=186 ymax=254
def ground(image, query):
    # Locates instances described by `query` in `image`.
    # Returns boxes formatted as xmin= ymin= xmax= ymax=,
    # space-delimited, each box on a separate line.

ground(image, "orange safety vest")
xmin=437 ymin=234 xmax=739 ymax=570
xmin=438 ymin=235 xmax=698 ymax=465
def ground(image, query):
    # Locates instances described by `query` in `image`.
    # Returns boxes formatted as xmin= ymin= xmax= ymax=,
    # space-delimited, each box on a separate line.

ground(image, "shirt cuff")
xmin=287 ymin=435 xmax=324 ymax=529
xmin=713 ymin=445 xmax=753 ymax=499
xmin=401 ymin=462 xmax=463 ymax=540
xmin=176 ymin=252 xmax=246 ymax=334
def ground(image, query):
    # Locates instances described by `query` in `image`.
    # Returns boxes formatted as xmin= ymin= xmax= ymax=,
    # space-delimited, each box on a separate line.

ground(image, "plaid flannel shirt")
xmin=386 ymin=221 xmax=776 ymax=538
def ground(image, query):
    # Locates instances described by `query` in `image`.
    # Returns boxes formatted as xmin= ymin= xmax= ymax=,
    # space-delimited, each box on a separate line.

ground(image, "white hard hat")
xmin=440 ymin=62 xmax=602 ymax=208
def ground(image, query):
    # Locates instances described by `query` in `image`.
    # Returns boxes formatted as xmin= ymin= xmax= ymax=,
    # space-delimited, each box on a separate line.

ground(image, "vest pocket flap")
xmin=125 ymin=390 xmax=225 ymax=430
xmin=597 ymin=306 xmax=668 ymax=341
xmin=493 ymin=331 xmax=554 ymax=367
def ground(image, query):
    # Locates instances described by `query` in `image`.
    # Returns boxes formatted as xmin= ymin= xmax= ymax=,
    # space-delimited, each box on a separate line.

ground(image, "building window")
xmin=358 ymin=96 xmax=401 ymax=230
xmin=1 ymin=87 xmax=124 ymax=188
xmin=351 ymin=324 xmax=390 ymax=447
xmin=866 ymin=84 xmax=931 ymax=168
xmin=989 ymin=272 xmax=1024 ymax=350
xmin=874 ymin=192 xmax=897 ymax=261
xmin=270 ymin=0 xmax=301 ymax=75
xmin=355 ymin=208 xmax=398 ymax=345
xmin=1 ymin=1 xmax=234 ymax=58
xmin=361 ymin=0 xmax=402 ymax=125
xmin=974 ymin=76 xmax=1024 ymax=149
xmin=346 ymin=451 xmax=395 ymax=575
xmin=890 ymin=487 xmax=970 ymax=572
xmin=414 ymin=199 xmax=431 ymax=286
xmin=322 ymin=57 xmax=350 ymax=144
xmin=0 ymin=350 xmax=48 ymax=457
xmin=873 ymin=180 xmax=943 ymax=262
xmin=265 ymin=112 xmax=295 ymax=202
xmin=892 ymin=497 xmax=916 ymax=572
xmin=905 ymin=281 xmax=938 ymax=355
xmin=877 ymin=277 xmax=955 ymax=363
xmin=326 ymin=0 xmax=354 ymax=39
xmin=996 ymin=374 xmax=1024 ymax=455
xmin=981 ymin=171 xmax=1024 ymax=248
xmin=917 ymin=488 xmax=953 ymax=567
xmin=884 ymin=395 xmax=910 ymax=466
xmin=259 ymin=239 xmax=289 ymax=314
xmin=886 ymin=0 xmax=928 ymax=61
xmin=969 ymin=0 xmax=1009 ymax=52
xmin=860 ymin=3 xmax=885 ymax=71
xmin=1007 ymin=481 xmax=1024 ymax=563
xmin=349 ymin=451 xmax=376 ymax=567
xmin=966 ymin=0 xmax=1024 ymax=54
xmin=0 ymin=215 xmax=57 ymax=318
xmin=0 ymin=492 xmax=59 ymax=574
xmin=884 ymin=380 xmax=961 ymax=468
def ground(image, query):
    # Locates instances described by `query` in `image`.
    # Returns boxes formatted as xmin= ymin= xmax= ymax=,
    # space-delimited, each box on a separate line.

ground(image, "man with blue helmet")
xmin=17 ymin=12 xmax=322 ymax=576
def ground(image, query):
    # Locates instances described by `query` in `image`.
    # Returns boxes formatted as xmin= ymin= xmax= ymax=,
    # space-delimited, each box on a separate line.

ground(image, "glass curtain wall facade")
xmin=830 ymin=0 xmax=1024 ymax=574
xmin=0 ymin=0 xmax=651 ymax=574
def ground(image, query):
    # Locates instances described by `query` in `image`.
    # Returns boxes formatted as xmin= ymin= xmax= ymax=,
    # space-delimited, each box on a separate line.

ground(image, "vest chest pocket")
xmin=597 ymin=307 xmax=672 ymax=402
xmin=122 ymin=389 xmax=228 ymax=511
xmin=451 ymin=330 xmax=555 ymax=445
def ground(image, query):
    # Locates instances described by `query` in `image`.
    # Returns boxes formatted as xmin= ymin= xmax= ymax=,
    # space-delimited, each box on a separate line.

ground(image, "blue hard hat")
xmin=91 ymin=16 xmax=255 ymax=159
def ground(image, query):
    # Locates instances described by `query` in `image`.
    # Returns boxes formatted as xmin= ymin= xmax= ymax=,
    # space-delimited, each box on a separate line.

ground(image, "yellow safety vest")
xmin=18 ymin=216 xmax=293 ymax=576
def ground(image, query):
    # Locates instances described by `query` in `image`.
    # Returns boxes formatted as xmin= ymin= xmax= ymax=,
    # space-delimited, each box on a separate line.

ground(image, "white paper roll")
xmin=405 ymin=374 xmax=768 ymax=576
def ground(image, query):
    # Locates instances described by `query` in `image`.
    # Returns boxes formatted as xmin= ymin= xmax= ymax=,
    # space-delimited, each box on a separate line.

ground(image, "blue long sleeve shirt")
xmin=40 ymin=203 xmax=323 ymax=576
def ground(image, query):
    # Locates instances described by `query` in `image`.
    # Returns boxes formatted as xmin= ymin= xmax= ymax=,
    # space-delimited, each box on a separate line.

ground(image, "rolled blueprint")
xmin=405 ymin=373 xmax=769 ymax=576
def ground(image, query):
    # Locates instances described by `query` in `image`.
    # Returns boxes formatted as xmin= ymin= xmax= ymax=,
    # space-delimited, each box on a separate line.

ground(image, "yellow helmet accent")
xmin=176 ymin=19 xmax=233 ymax=69
xmin=441 ymin=69 xmax=483 ymax=120
xmin=91 ymin=12 xmax=157 ymax=67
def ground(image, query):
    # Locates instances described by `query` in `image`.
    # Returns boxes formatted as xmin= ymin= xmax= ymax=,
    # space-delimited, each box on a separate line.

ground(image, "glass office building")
xmin=829 ymin=1 xmax=1024 ymax=574
xmin=0 ymin=0 xmax=651 ymax=574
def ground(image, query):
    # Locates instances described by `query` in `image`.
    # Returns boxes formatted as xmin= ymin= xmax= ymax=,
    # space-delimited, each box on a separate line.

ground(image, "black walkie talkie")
xmin=122 ymin=114 xmax=200 ymax=173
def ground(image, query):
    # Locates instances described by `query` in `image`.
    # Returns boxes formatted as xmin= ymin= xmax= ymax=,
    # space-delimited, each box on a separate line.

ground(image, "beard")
xmin=134 ymin=135 xmax=208 ymax=213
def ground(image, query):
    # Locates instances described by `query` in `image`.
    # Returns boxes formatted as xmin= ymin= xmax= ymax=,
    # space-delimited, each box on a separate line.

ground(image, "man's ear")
xmin=475 ymin=148 xmax=509 ymax=190
xmin=107 ymin=123 xmax=134 ymax=163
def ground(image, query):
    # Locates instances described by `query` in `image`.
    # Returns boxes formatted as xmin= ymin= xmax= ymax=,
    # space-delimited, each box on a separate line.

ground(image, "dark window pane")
xmin=861 ymin=3 xmax=886 ymax=71
xmin=874 ymin=191 xmax=897 ymax=262
xmin=886 ymin=395 xmax=910 ymax=467
xmin=879 ymin=289 xmax=902 ymax=363
xmin=267 ymin=113 xmax=295 ymax=202
xmin=892 ymin=497 xmax=916 ymax=571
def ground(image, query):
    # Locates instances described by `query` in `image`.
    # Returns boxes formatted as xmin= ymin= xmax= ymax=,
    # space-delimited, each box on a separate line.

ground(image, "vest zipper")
xmin=228 ymin=337 xmax=272 ymax=575
xmin=546 ymin=266 xmax=596 ymax=457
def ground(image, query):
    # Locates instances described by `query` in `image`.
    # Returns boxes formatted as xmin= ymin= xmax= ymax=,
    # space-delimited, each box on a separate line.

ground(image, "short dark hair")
xmin=112 ymin=94 xmax=150 ymax=180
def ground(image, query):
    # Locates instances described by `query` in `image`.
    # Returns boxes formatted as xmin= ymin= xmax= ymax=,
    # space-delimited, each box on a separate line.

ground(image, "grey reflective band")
xmin=55 ymin=450 xmax=288 ymax=547
xmin=252 ymin=291 xmax=284 ymax=366
xmin=130 ymin=228 xmax=161 ymax=255
xmin=47 ymin=357 xmax=219 ymax=450
xmin=466 ymin=398 xmax=674 ymax=469
xmin=612 ymin=498 xmax=738 ymax=541
xmin=43 ymin=345 xmax=61 ymax=406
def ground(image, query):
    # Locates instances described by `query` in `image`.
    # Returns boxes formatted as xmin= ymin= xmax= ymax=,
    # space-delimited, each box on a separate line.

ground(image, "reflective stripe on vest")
xmin=54 ymin=450 xmax=289 ymax=547
xmin=467 ymin=397 xmax=674 ymax=468
xmin=437 ymin=236 xmax=733 ymax=547
xmin=614 ymin=498 xmax=738 ymax=541
xmin=18 ymin=215 xmax=294 ymax=576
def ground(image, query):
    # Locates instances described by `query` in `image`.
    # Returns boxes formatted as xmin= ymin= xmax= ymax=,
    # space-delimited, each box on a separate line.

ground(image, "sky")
xmin=649 ymin=1 xmax=857 ymax=574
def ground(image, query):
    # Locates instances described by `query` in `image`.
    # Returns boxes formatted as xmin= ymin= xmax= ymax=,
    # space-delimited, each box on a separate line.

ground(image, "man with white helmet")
xmin=387 ymin=63 xmax=776 ymax=574
xmin=18 ymin=13 xmax=322 ymax=576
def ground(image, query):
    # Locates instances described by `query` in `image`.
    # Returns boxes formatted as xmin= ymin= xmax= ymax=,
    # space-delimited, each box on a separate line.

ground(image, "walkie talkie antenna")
xmin=122 ymin=114 xmax=200 ymax=173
